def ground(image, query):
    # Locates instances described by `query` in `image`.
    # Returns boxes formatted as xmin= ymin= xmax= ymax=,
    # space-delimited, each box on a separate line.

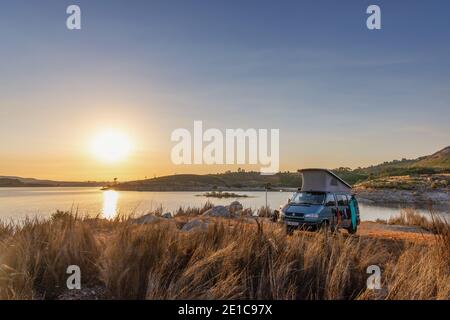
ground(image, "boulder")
xmin=202 ymin=205 xmax=231 ymax=218
xmin=133 ymin=214 xmax=161 ymax=224
xmin=161 ymin=212 xmax=173 ymax=219
xmin=228 ymin=201 xmax=243 ymax=213
xmin=181 ymin=219 xmax=209 ymax=232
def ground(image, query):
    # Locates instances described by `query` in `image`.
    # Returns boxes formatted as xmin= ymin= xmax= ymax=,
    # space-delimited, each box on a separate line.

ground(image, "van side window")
xmin=343 ymin=195 xmax=349 ymax=206
xmin=337 ymin=194 xmax=346 ymax=206
xmin=325 ymin=194 xmax=336 ymax=206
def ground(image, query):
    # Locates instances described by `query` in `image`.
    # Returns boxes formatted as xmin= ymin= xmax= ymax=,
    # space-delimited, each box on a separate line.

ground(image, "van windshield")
xmin=290 ymin=192 xmax=325 ymax=205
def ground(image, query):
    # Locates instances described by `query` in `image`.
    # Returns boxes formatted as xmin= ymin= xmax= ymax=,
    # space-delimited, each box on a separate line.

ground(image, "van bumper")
xmin=282 ymin=217 xmax=321 ymax=228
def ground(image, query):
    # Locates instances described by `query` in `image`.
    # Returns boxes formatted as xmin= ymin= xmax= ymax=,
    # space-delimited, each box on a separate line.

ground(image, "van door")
xmin=343 ymin=194 xmax=352 ymax=227
xmin=324 ymin=193 xmax=337 ymax=227
xmin=336 ymin=194 xmax=351 ymax=227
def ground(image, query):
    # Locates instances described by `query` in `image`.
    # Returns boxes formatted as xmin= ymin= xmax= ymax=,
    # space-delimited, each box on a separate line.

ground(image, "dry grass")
xmin=175 ymin=201 xmax=214 ymax=217
xmin=256 ymin=206 xmax=273 ymax=218
xmin=0 ymin=215 xmax=101 ymax=299
xmin=0 ymin=206 xmax=448 ymax=300
xmin=376 ymin=208 xmax=449 ymax=235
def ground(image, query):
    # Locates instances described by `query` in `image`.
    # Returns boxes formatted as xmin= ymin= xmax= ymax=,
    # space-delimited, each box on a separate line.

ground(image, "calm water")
xmin=0 ymin=187 xmax=446 ymax=223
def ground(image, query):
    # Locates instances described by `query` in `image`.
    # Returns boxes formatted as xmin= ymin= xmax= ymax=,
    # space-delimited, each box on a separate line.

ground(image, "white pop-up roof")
xmin=298 ymin=168 xmax=352 ymax=193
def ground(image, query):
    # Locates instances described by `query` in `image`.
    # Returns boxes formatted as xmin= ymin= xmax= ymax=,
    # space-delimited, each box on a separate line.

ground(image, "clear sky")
xmin=1 ymin=0 xmax=449 ymax=181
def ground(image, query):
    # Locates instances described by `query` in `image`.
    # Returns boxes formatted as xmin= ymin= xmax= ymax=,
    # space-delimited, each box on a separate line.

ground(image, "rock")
xmin=133 ymin=214 xmax=161 ymax=224
xmin=161 ymin=212 xmax=173 ymax=219
xmin=202 ymin=205 xmax=231 ymax=218
xmin=239 ymin=208 xmax=253 ymax=217
xmin=228 ymin=201 xmax=243 ymax=213
xmin=181 ymin=219 xmax=209 ymax=232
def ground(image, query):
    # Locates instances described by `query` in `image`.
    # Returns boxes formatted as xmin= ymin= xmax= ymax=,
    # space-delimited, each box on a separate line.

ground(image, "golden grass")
xmin=377 ymin=208 xmax=449 ymax=236
xmin=0 ymin=215 xmax=101 ymax=299
xmin=0 ymin=207 xmax=448 ymax=300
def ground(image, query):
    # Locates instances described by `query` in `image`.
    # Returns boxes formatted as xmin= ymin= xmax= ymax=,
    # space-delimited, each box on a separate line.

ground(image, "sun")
xmin=91 ymin=130 xmax=132 ymax=163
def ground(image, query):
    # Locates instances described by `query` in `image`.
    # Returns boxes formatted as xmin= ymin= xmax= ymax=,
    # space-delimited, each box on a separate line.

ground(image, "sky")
xmin=0 ymin=0 xmax=449 ymax=181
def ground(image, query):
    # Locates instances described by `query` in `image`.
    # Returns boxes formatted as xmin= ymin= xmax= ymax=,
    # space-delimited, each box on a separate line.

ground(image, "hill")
xmin=354 ymin=146 xmax=450 ymax=176
xmin=108 ymin=172 xmax=300 ymax=191
xmin=2 ymin=146 xmax=449 ymax=190
xmin=110 ymin=146 xmax=450 ymax=191
xmin=414 ymin=146 xmax=450 ymax=168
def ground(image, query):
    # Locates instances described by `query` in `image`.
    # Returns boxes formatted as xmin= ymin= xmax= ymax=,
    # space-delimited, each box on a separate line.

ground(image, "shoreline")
xmin=354 ymin=187 xmax=449 ymax=209
xmin=2 ymin=184 xmax=449 ymax=206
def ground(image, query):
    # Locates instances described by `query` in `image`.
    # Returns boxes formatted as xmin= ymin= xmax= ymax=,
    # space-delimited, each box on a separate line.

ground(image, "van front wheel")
xmin=319 ymin=220 xmax=331 ymax=232
xmin=285 ymin=225 xmax=295 ymax=235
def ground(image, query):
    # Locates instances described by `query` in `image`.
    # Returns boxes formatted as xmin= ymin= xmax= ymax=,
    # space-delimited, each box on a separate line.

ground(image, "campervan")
xmin=279 ymin=169 xmax=360 ymax=234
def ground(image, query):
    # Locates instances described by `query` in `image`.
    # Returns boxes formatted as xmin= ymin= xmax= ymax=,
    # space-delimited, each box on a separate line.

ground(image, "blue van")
xmin=279 ymin=169 xmax=360 ymax=234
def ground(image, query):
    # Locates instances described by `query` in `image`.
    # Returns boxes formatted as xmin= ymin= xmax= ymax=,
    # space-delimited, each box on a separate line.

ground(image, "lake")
xmin=0 ymin=187 xmax=446 ymax=223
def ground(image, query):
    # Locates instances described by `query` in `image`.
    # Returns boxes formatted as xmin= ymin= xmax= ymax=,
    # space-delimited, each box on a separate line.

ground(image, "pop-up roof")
xmin=298 ymin=168 xmax=352 ymax=193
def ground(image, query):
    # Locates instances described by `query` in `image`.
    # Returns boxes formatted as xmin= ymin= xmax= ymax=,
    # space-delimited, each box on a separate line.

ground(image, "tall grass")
xmin=0 ymin=215 xmax=101 ymax=299
xmin=0 ymin=207 xmax=448 ymax=300
xmin=175 ymin=201 xmax=214 ymax=217
xmin=380 ymin=208 xmax=449 ymax=234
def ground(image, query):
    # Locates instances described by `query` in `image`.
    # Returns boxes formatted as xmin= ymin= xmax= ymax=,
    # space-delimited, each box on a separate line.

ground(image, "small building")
xmin=298 ymin=168 xmax=352 ymax=193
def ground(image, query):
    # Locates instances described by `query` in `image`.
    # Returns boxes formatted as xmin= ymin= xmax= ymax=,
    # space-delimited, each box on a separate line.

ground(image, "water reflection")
xmin=102 ymin=190 xmax=118 ymax=219
xmin=0 ymin=188 xmax=447 ymax=222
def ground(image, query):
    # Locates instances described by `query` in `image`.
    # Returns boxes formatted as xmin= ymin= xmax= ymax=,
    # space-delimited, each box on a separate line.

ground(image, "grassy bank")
xmin=0 ymin=209 xmax=448 ymax=300
xmin=376 ymin=208 xmax=450 ymax=235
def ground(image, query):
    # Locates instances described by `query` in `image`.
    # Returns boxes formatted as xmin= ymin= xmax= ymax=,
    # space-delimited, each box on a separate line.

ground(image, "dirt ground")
xmin=353 ymin=221 xmax=435 ymax=243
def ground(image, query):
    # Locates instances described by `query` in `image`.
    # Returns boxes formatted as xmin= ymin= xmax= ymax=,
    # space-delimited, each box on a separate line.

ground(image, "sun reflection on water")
xmin=102 ymin=190 xmax=118 ymax=219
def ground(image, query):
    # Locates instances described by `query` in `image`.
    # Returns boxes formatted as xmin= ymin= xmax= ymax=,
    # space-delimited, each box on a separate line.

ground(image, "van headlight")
xmin=304 ymin=213 xmax=319 ymax=219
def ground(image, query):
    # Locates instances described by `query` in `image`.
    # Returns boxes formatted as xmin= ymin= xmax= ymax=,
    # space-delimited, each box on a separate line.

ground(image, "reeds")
xmin=0 ymin=206 xmax=448 ymax=300
xmin=0 ymin=215 xmax=101 ymax=299
xmin=382 ymin=208 xmax=449 ymax=234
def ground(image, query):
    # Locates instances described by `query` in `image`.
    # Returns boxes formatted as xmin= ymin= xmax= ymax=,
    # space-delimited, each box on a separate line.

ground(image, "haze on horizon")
xmin=1 ymin=1 xmax=450 ymax=181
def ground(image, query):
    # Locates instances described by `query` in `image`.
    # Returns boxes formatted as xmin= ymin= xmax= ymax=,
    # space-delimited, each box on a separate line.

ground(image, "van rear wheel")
xmin=347 ymin=223 xmax=357 ymax=234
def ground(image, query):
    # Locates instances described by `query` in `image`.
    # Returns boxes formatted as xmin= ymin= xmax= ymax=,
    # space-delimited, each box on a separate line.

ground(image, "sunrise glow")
xmin=91 ymin=130 xmax=132 ymax=163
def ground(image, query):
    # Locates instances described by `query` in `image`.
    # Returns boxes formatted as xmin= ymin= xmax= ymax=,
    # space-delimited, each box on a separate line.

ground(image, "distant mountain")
xmin=0 ymin=176 xmax=64 ymax=185
xmin=2 ymin=146 xmax=449 ymax=189
xmin=0 ymin=176 xmax=107 ymax=187
xmin=0 ymin=178 xmax=28 ymax=187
